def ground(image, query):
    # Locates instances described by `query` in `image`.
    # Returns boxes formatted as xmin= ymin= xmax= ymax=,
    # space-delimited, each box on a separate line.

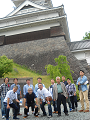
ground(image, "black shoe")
xmin=38 ymin=113 xmax=40 ymax=115
xmin=57 ymin=114 xmax=61 ymax=117
xmin=65 ymin=113 xmax=69 ymax=116
xmin=34 ymin=113 xmax=38 ymax=116
xmin=41 ymin=114 xmax=47 ymax=117
xmin=13 ymin=117 xmax=20 ymax=119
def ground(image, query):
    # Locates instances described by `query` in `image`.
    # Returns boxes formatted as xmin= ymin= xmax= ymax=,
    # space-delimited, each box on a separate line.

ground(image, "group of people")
xmin=0 ymin=70 xmax=89 ymax=120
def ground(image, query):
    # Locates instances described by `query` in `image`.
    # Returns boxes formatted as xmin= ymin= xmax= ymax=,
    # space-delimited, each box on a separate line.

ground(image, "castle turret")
xmin=11 ymin=0 xmax=53 ymax=8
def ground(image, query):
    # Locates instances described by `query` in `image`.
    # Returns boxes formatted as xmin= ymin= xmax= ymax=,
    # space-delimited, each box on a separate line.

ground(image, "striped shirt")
xmin=0 ymin=83 xmax=10 ymax=98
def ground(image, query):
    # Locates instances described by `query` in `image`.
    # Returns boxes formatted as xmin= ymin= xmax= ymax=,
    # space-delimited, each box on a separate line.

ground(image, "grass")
xmin=4 ymin=63 xmax=80 ymax=100
xmin=4 ymin=63 xmax=51 ymax=88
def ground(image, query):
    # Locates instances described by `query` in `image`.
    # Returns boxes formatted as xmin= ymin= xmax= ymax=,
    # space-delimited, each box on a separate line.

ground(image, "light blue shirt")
xmin=23 ymin=84 xmax=34 ymax=95
xmin=10 ymin=84 xmax=21 ymax=95
xmin=4 ymin=90 xmax=17 ymax=104
xmin=76 ymin=75 xmax=88 ymax=92
xmin=34 ymin=83 xmax=45 ymax=97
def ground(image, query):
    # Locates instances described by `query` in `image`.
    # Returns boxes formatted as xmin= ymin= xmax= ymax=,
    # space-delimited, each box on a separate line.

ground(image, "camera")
xmin=70 ymin=91 xmax=73 ymax=95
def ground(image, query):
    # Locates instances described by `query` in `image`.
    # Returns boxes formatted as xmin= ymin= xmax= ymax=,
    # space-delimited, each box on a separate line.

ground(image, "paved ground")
xmin=0 ymin=102 xmax=90 ymax=120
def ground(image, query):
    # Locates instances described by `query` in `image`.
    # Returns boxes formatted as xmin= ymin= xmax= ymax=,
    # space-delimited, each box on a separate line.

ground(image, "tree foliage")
xmin=83 ymin=31 xmax=90 ymax=40
xmin=45 ymin=55 xmax=74 ymax=82
xmin=0 ymin=55 xmax=13 ymax=78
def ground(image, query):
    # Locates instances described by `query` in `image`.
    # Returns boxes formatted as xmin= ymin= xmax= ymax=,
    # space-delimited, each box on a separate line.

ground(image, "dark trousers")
xmin=13 ymin=94 xmax=20 ymax=114
xmin=74 ymin=95 xmax=78 ymax=108
xmin=24 ymin=103 xmax=38 ymax=116
xmin=53 ymin=100 xmax=57 ymax=111
xmin=57 ymin=93 xmax=68 ymax=114
xmin=40 ymin=101 xmax=52 ymax=116
xmin=4 ymin=102 xmax=18 ymax=119
xmin=66 ymin=97 xmax=72 ymax=108
xmin=70 ymin=95 xmax=78 ymax=109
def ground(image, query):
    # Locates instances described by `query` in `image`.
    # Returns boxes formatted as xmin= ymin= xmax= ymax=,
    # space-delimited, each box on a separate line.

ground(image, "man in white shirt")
xmin=3 ymin=86 xmax=20 ymax=120
xmin=34 ymin=77 xmax=45 ymax=114
xmin=37 ymin=83 xmax=52 ymax=118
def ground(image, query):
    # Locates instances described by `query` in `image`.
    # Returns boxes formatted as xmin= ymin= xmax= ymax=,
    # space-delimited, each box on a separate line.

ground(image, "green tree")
xmin=83 ymin=31 xmax=90 ymax=40
xmin=45 ymin=55 xmax=74 ymax=82
xmin=0 ymin=55 xmax=13 ymax=78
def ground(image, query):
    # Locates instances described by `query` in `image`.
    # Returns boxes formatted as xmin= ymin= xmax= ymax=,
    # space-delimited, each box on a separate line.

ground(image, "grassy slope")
xmin=4 ymin=63 xmax=80 ymax=100
xmin=4 ymin=63 xmax=51 ymax=88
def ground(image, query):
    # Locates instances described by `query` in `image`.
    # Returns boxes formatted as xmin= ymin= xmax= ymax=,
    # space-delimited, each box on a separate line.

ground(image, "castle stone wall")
xmin=0 ymin=36 xmax=90 ymax=81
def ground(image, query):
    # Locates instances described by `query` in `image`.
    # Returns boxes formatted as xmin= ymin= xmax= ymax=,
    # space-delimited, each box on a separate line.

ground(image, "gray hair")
xmin=56 ymin=76 xmax=60 ymax=80
xmin=13 ymin=86 xmax=18 ymax=89
xmin=28 ymin=87 xmax=32 ymax=90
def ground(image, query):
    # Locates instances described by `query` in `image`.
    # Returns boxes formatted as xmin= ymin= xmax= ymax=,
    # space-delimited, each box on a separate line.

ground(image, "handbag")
xmin=45 ymin=96 xmax=52 ymax=102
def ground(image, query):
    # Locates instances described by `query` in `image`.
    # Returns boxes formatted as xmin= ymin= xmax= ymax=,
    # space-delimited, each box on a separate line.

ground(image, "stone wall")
xmin=79 ymin=59 xmax=90 ymax=74
xmin=0 ymin=36 xmax=90 ymax=81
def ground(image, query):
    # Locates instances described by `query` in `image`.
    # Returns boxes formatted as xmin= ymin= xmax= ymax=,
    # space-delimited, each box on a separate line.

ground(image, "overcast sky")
xmin=0 ymin=0 xmax=90 ymax=42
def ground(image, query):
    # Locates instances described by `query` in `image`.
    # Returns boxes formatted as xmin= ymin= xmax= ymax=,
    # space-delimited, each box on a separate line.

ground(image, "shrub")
xmin=0 ymin=55 xmax=13 ymax=78
xmin=45 ymin=55 xmax=74 ymax=82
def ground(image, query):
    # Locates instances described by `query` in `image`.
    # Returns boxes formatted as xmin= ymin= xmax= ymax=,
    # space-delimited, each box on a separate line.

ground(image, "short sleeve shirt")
xmin=37 ymin=87 xmax=52 ymax=102
xmin=4 ymin=90 xmax=17 ymax=104
xmin=24 ymin=92 xmax=37 ymax=104
xmin=10 ymin=84 xmax=21 ymax=95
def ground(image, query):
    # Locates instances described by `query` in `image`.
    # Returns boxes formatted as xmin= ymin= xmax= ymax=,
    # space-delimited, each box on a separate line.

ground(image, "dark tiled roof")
xmin=67 ymin=39 xmax=90 ymax=51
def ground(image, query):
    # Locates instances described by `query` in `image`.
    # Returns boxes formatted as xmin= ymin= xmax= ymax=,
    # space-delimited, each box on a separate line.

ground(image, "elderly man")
xmin=3 ymin=86 xmax=20 ymax=120
xmin=76 ymin=70 xmax=89 ymax=112
xmin=53 ymin=76 xmax=69 ymax=116
xmin=23 ymin=79 xmax=34 ymax=114
xmin=23 ymin=88 xmax=38 ymax=118
xmin=37 ymin=83 xmax=52 ymax=118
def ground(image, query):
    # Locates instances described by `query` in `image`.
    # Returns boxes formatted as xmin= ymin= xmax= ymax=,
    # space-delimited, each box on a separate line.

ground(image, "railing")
xmin=0 ymin=77 xmax=33 ymax=108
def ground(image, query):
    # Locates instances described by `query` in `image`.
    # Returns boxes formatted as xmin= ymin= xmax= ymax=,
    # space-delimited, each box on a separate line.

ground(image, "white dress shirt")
xmin=37 ymin=87 xmax=52 ymax=102
xmin=4 ymin=90 xmax=17 ymax=104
